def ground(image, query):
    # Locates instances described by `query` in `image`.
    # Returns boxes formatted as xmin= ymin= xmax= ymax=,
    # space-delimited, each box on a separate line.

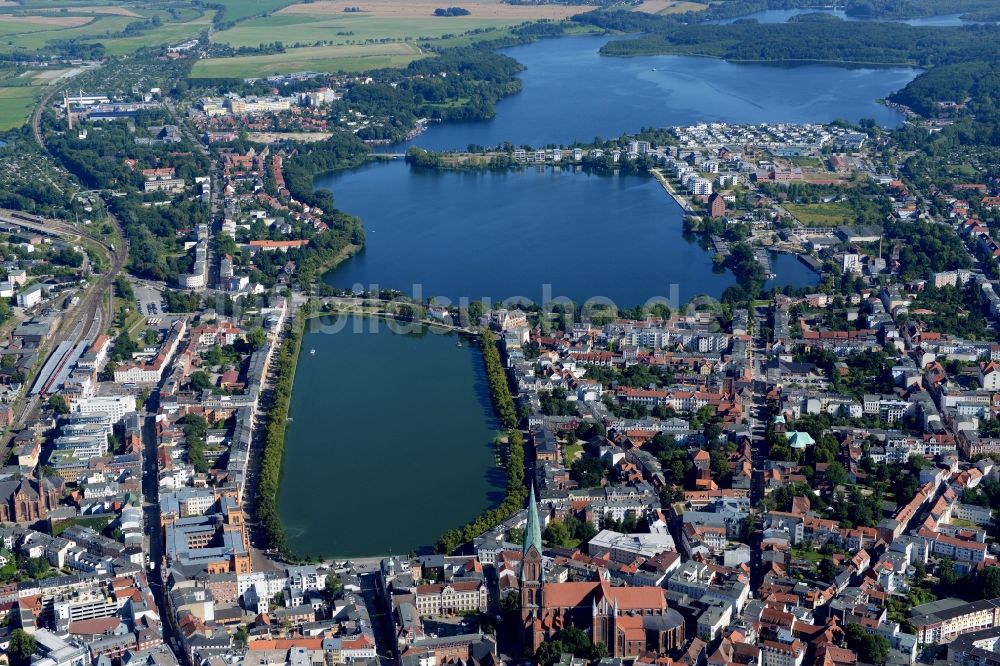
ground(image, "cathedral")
xmin=519 ymin=486 xmax=686 ymax=659
xmin=0 ymin=474 xmax=63 ymax=523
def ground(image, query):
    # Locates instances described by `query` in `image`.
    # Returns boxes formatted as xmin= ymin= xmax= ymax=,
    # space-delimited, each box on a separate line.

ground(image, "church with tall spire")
xmin=518 ymin=486 xmax=685 ymax=659
xmin=519 ymin=484 xmax=544 ymax=622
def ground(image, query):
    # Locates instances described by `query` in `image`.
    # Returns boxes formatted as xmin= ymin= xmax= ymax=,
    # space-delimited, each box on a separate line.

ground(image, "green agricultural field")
xmin=0 ymin=3 xmax=215 ymax=55
xmin=190 ymin=42 xmax=425 ymax=78
xmin=213 ymin=13 xmax=526 ymax=48
xmin=214 ymin=0 xmax=300 ymax=24
xmin=0 ymin=86 xmax=42 ymax=131
xmin=785 ymin=202 xmax=855 ymax=227
xmin=16 ymin=0 xmax=123 ymax=7
xmin=91 ymin=11 xmax=215 ymax=55
xmin=133 ymin=5 xmax=204 ymax=22
xmin=0 ymin=14 xmax=133 ymax=52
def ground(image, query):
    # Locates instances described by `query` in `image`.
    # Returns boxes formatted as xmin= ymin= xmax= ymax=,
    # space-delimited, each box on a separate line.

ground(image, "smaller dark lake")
xmin=278 ymin=315 xmax=504 ymax=558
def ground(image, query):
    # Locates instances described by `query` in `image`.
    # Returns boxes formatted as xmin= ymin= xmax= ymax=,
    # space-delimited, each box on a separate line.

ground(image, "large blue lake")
xmin=396 ymin=35 xmax=918 ymax=152
xmin=318 ymin=161 xmax=816 ymax=306
xmin=316 ymin=35 xmax=918 ymax=304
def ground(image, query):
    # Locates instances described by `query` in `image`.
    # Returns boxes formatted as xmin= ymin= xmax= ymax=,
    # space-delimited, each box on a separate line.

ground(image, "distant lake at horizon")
xmin=394 ymin=35 xmax=920 ymax=152
xmin=278 ymin=315 xmax=503 ymax=559
xmin=709 ymin=8 xmax=990 ymax=26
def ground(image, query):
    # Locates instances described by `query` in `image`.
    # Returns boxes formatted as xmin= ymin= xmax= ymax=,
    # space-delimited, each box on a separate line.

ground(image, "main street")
xmin=140 ymin=387 xmax=191 ymax=666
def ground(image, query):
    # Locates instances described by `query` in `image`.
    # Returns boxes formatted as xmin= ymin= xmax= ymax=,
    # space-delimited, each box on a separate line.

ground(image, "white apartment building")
xmin=71 ymin=395 xmax=136 ymax=424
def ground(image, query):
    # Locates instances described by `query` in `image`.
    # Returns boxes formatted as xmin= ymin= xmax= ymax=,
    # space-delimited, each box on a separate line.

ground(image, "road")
xmin=141 ymin=391 xmax=192 ymax=666
xmin=320 ymin=296 xmax=479 ymax=334
xmin=30 ymin=63 xmax=102 ymax=149
xmin=162 ymin=97 xmax=223 ymax=291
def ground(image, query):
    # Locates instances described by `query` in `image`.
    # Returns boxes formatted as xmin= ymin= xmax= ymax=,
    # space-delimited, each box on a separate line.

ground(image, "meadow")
xmin=275 ymin=0 xmax=580 ymax=20
xmin=633 ymin=0 xmax=707 ymax=14
xmin=0 ymin=85 xmax=42 ymax=131
xmin=204 ymin=0 xmax=581 ymax=73
xmin=213 ymin=0 xmax=299 ymax=24
xmin=785 ymin=202 xmax=856 ymax=227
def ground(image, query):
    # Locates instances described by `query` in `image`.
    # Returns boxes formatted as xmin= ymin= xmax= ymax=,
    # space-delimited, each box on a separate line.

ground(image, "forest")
xmin=340 ymin=47 xmax=525 ymax=143
xmin=890 ymin=61 xmax=1000 ymax=116
xmin=842 ymin=0 xmax=998 ymax=18
xmin=581 ymin=12 xmax=1000 ymax=67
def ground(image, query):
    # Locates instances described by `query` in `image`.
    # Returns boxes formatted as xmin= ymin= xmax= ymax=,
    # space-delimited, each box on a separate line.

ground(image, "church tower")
xmin=520 ymin=484 xmax=544 ymax=623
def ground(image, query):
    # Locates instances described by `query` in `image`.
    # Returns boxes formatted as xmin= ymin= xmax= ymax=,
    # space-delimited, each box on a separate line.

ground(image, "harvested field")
xmin=277 ymin=0 xmax=581 ymax=20
xmin=0 ymin=13 xmax=93 ymax=26
xmin=53 ymin=5 xmax=143 ymax=16
xmin=634 ymin=0 xmax=707 ymax=14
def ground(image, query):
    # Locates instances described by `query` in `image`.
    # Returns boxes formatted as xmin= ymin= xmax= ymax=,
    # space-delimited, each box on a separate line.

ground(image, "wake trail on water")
xmin=651 ymin=68 xmax=765 ymax=110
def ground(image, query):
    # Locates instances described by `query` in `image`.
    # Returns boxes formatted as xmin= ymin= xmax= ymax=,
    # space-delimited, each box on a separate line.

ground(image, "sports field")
xmin=190 ymin=42 xmax=425 ymax=78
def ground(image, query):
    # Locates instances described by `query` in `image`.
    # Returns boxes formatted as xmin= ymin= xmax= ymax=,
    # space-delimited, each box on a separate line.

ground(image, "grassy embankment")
xmin=435 ymin=329 xmax=525 ymax=554
xmin=256 ymin=303 xmax=308 ymax=558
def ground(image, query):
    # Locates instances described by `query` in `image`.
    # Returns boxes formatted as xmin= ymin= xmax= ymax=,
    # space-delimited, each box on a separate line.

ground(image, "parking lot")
xmin=132 ymin=281 xmax=164 ymax=319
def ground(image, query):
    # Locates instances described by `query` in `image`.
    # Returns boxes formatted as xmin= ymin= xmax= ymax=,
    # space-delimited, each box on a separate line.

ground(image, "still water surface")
xmin=279 ymin=316 xmax=503 ymax=558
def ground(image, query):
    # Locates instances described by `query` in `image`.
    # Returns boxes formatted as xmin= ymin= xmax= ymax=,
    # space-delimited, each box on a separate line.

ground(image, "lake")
xmin=318 ymin=161 xmax=818 ymax=306
xmin=711 ymin=9 xmax=991 ymax=26
xmin=318 ymin=35 xmax=919 ymax=303
xmin=398 ymin=35 xmax=919 ymax=152
xmin=278 ymin=315 xmax=504 ymax=558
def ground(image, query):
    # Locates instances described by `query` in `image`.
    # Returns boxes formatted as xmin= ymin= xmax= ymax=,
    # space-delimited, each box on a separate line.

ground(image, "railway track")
xmin=0 ymin=207 xmax=126 ymax=437
xmin=0 ymin=83 xmax=130 ymax=443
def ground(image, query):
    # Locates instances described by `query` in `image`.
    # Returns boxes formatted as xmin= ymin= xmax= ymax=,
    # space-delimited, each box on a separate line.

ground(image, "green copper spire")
xmin=523 ymin=483 xmax=542 ymax=557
